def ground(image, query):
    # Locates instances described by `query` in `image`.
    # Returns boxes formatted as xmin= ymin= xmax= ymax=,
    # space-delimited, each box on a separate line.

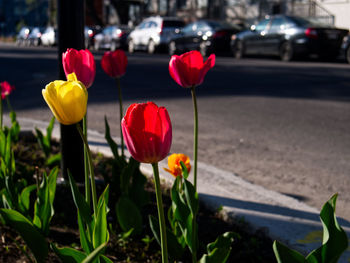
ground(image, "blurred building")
xmin=0 ymin=0 xmax=49 ymax=36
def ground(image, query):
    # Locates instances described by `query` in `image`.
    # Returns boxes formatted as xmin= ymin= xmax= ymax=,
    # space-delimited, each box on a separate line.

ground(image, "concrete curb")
xmin=6 ymin=116 xmax=350 ymax=262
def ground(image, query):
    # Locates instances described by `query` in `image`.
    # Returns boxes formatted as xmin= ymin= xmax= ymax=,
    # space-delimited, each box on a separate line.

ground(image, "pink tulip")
xmin=101 ymin=50 xmax=128 ymax=78
xmin=121 ymin=102 xmax=172 ymax=163
xmin=1 ymin=81 xmax=15 ymax=100
xmin=169 ymin=50 xmax=215 ymax=88
xmin=62 ymin=48 xmax=96 ymax=88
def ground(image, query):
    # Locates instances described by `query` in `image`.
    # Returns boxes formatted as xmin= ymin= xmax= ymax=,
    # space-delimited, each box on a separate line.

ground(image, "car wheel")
xmin=147 ymin=40 xmax=156 ymax=54
xmin=34 ymin=39 xmax=39 ymax=46
xmin=233 ymin=40 xmax=244 ymax=59
xmin=168 ymin=41 xmax=177 ymax=56
xmin=128 ymin=39 xmax=134 ymax=53
xmin=94 ymin=41 xmax=100 ymax=51
xmin=280 ymin=41 xmax=294 ymax=62
xmin=346 ymin=46 xmax=350 ymax=64
xmin=199 ymin=42 xmax=207 ymax=57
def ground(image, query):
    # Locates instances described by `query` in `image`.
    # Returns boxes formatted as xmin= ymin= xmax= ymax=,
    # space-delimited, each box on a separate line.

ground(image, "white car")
xmin=128 ymin=16 xmax=185 ymax=54
xmin=41 ymin=26 xmax=57 ymax=46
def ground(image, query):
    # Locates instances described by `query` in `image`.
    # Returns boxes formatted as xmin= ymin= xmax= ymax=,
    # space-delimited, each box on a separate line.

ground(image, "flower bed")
xmin=0 ymin=132 xmax=276 ymax=262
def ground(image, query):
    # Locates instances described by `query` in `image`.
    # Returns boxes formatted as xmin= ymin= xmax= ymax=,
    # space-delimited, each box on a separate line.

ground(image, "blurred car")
xmin=127 ymin=16 xmax=185 ymax=54
xmin=168 ymin=20 xmax=242 ymax=56
xmin=231 ymin=15 xmax=348 ymax=61
xmin=94 ymin=25 xmax=130 ymax=51
xmin=85 ymin=25 xmax=102 ymax=49
xmin=16 ymin=26 xmax=32 ymax=46
xmin=341 ymin=34 xmax=350 ymax=64
xmin=41 ymin=26 xmax=57 ymax=46
xmin=27 ymin=27 xmax=45 ymax=46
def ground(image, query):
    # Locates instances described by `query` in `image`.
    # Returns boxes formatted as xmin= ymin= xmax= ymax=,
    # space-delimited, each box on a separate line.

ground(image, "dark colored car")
xmin=231 ymin=15 xmax=349 ymax=61
xmin=341 ymin=34 xmax=350 ymax=64
xmin=28 ymin=27 xmax=45 ymax=46
xmin=169 ymin=20 xmax=241 ymax=56
xmin=94 ymin=25 xmax=130 ymax=51
xmin=84 ymin=26 xmax=102 ymax=49
xmin=16 ymin=26 xmax=32 ymax=46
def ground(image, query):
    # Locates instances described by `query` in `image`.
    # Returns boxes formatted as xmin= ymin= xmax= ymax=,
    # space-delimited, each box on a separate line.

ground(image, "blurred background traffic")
xmin=0 ymin=0 xmax=349 ymax=62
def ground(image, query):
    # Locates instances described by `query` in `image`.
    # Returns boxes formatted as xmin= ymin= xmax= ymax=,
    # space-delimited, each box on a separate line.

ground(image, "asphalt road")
xmin=1 ymin=43 xmax=350 ymax=221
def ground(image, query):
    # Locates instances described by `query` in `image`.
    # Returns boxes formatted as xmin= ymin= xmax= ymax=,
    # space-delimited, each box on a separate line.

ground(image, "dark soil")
xmin=0 ymin=132 xmax=276 ymax=262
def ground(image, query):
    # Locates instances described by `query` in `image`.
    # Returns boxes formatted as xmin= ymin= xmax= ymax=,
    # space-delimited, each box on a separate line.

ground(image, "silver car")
xmin=128 ymin=16 xmax=185 ymax=54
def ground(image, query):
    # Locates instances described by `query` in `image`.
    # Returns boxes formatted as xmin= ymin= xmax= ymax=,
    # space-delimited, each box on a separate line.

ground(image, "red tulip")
xmin=1 ymin=81 xmax=15 ymax=100
xmin=169 ymin=50 xmax=215 ymax=88
xmin=121 ymin=102 xmax=172 ymax=163
xmin=101 ymin=50 xmax=128 ymax=78
xmin=62 ymin=48 xmax=96 ymax=88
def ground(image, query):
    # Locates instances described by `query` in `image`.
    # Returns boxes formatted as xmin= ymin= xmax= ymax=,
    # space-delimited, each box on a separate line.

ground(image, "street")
xmin=1 ymin=43 xmax=350 ymax=221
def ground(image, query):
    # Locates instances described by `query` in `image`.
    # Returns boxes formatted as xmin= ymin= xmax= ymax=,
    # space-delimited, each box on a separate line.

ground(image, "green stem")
xmin=6 ymin=96 xmax=13 ymax=112
xmin=116 ymin=78 xmax=124 ymax=158
xmin=190 ymin=87 xmax=198 ymax=191
xmin=0 ymin=97 xmax=3 ymax=130
xmin=152 ymin=162 xmax=168 ymax=263
xmin=83 ymin=115 xmax=91 ymax=206
xmin=76 ymin=123 xmax=97 ymax=217
xmin=191 ymin=213 xmax=197 ymax=263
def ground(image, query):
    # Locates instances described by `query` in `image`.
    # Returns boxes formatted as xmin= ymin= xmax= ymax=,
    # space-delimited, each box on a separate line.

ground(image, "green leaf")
xmin=199 ymin=232 xmax=235 ymax=263
xmin=67 ymin=171 xmax=93 ymax=225
xmin=48 ymin=167 xmax=58 ymax=209
xmin=100 ymin=255 xmax=114 ymax=263
xmin=78 ymin=211 xmax=93 ymax=254
xmin=82 ymin=242 xmax=109 ymax=263
xmin=46 ymin=153 xmax=61 ymax=167
xmin=273 ymin=240 xmax=306 ymax=263
xmin=104 ymin=116 xmax=120 ymax=159
xmin=35 ymin=128 xmax=49 ymax=157
xmin=149 ymin=215 xmax=184 ymax=261
xmin=116 ymin=196 xmax=142 ymax=235
xmin=171 ymin=177 xmax=190 ymax=228
xmin=183 ymin=179 xmax=199 ymax=215
xmin=180 ymin=161 xmax=189 ymax=179
xmin=306 ymin=194 xmax=348 ymax=263
xmin=0 ymin=209 xmax=48 ymax=263
xmin=46 ymin=116 xmax=55 ymax=143
xmin=33 ymin=172 xmax=52 ymax=235
xmin=51 ymin=244 xmax=86 ymax=263
xmin=19 ymin=184 xmax=36 ymax=214
xmin=93 ymin=186 xmax=109 ymax=248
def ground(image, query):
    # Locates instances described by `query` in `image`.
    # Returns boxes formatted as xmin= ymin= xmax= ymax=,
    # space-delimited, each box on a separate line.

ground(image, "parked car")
xmin=231 ymin=15 xmax=349 ymax=61
xmin=94 ymin=25 xmax=130 ymax=51
xmin=85 ymin=25 xmax=102 ymax=49
xmin=341 ymin=34 xmax=350 ymax=64
xmin=168 ymin=20 xmax=242 ymax=56
xmin=27 ymin=27 xmax=45 ymax=46
xmin=128 ymin=16 xmax=185 ymax=54
xmin=16 ymin=26 xmax=32 ymax=46
xmin=41 ymin=26 xmax=57 ymax=46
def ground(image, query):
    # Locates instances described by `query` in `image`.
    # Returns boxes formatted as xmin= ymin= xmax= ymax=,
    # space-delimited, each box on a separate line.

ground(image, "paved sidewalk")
xmin=7 ymin=116 xmax=350 ymax=262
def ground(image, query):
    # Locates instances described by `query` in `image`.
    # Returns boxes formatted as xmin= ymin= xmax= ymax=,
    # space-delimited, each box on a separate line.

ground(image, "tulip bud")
xmin=62 ymin=48 xmax=96 ymax=88
xmin=164 ymin=153 xmax=191 ymax=177
xmin=169 ymin=50 xmax=215 ymax=88
xmin=42 ymin=73 xmax=88 ymax=125
xmin=1 ymin=81 xmax=15 ymax=100
xmin=121 ymin=102 xmax=172 ymax=163
xmin=101 ymin=50 xmax=128 ymax=78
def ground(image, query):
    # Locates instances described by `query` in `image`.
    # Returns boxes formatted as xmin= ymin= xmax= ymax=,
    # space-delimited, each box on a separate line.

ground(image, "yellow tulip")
xmin=42 ymin=73 xmax=88 ymax=125
xmin=164 ymin=153 xmax=191 ymax=177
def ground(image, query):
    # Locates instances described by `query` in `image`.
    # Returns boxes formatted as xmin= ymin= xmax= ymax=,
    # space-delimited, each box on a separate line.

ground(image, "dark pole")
xmin=58 ymin=0 xmax=85 ymax=182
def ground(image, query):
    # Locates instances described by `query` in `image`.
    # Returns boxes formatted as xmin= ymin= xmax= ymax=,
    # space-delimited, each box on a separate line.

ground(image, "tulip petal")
xmin=197 ymin=53 xmax=215 ymax=86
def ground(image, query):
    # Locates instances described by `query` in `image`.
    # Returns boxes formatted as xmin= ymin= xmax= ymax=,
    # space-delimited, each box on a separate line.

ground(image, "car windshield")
xmin=163 ymin=20 xmax=185 ymax=28
xmin=206 ymin=21 xmax=241 ymax=30
xmin=288 ymin=16 xmax=329 ymax=27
